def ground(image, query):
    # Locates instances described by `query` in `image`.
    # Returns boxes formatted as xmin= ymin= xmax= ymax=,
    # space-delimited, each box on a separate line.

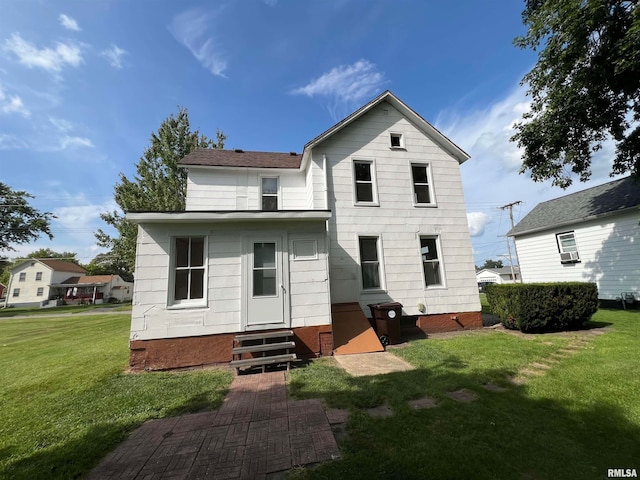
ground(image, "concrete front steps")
xmin=230 ymin=329 xmax=297 ymax=373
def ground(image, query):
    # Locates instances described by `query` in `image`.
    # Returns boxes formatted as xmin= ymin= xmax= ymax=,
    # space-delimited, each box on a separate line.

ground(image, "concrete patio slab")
xmin=332 ymin=352 xmax=415 ymax=377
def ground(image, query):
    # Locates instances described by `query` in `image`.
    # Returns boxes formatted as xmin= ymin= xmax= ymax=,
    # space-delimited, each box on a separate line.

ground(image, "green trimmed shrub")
xmin=485 ymin=282 xmax=598 ymax=332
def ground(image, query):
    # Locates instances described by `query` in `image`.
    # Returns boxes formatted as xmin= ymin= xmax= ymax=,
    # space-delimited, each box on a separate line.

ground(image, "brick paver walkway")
xmin=88 ymin=371 xmax=340 ymax=479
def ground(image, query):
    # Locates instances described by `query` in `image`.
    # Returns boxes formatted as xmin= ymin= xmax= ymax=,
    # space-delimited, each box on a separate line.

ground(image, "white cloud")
xmin=0 ymin=133 xmax=28 ymax=150
xmin=3 ymin=33 xmax=83 ymax=73
xmin=101 ymin=44 xmax=127 ymax=69
xmin=0 ymin=83 xmax=29 ymax=117
xmin=49 ymin=116 xmax=73 ymax=132
xmin=53 ymin=205 xmax=103 ymax=229
xmin=60 ymin=136 xmax=94 ymax=150
xmin=467 ymin=212 xmax=491 ymax=237
xmin=59 ymin=14 xmax=81 ymax=32
xmin=291 ymin=59 xmax=386 ymax=120
xmin=170 ymin=8 xmax=228 ymax=77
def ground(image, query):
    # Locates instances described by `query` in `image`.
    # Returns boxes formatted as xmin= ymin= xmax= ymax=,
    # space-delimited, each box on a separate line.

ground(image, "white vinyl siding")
xmin=317 ymin=101 xmax=480 ymax=314
xmin=514 ymin=211 xmax=640 ymax=300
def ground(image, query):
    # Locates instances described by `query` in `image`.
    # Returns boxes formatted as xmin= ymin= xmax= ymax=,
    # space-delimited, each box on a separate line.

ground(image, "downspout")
xmin=322 ymin=154 xmax=334 ymax=350
xmin=322 ymin=154 xmax=329 ymax=210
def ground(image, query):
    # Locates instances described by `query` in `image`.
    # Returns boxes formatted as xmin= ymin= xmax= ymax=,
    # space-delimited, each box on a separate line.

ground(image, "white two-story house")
xmin=127 ymin=91 xmax=481 ymax=370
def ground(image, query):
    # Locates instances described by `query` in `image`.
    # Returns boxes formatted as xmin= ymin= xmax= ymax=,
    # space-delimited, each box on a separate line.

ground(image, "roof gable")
xmin=179 ymin=149 xmax=302 ymax=169
xmin=11 ymin=259 xmax=87 ymax=274
xmin=303 ymin=90 xmax=470 ymax=164
xmin=509 ymin=176 xmax=640 ymax=236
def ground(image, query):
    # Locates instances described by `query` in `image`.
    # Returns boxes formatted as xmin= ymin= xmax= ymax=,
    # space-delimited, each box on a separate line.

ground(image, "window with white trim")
xmin=359 ymin=236 xmax=381 ymax=289
xmin=36 ymin=272 xmax=43 ymax=281
xmin=556 ymin=231 xmax=580 ymax=263
xmin=19 ymin=272 xmax=26 ymax=282
xmin=353 ymin=160 xmax=377 ymax=204
xmin=411 ymin=164 xmax=434 ymax=205
xmin=420 ymin=236 xmax=443 ymax=287
xmin=37 ymin=287 xmax=44 ymax=296
xmin=390 ymin=132 xmax=404 ymax=148
xmin=12 ymin=288 xmax=20 ymax=297
xmin=261 ymin=177 xmax=279 ymax=211
xmin=172 ymin=237 xmax=206 ymax=305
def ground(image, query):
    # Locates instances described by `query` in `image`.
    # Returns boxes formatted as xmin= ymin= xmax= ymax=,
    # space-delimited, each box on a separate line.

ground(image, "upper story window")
xmin=556 ymin=231 xmax=580 ymax=263
xmin=411 ymin=163 xmax=435 ymax=206
xmin=420 ymin=236 xmax=443 ymax=287
xmin=172 ymin=237 xmax=206 ymax=306
xmin=390 ymin=132 xmax=404 ymax=149
xmin=19 ymin=272 xmax=26 ymax=282
xmin=36 ymin=272 xmax=43 ymax=281
xmin=261 ymin=177 xmax=279 ymax=211
xmin=359 ymin=236 xmax=382 ymax=290
xmin=353 ymin=160 xmax=378 ymax=205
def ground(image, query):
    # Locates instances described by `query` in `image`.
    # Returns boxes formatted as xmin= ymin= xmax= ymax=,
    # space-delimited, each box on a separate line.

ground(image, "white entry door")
xmin=246 ymin=237 xmax=287 ymax=329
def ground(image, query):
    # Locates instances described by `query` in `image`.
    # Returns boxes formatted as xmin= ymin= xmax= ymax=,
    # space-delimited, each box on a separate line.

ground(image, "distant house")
xmin=50 ymin=275 xmax=134 ymax=304
xmin=0 ymin=283 xmax=6 ymax=299
xmin=4 ymin=259 xmax=87 ymax=308
xmin=476 ymin=266 xmax=520 ymax=289
xmin=509 ymin=176 xmax=640 ymax=303
xmin=126 ymin=90 xmax=481 ymax=370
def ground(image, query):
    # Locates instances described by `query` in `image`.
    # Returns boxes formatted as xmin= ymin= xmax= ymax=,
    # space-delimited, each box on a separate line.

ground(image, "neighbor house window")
xmin=390 ymin=132 xmax=404 ymax=148
xmin=37 ymin=287 xmax=44 ymax=296
xmin=359 ymin=236 xmax=381 ymax=289
xmin=411 ymin=164 xmax=434 ymax=205
xmin=420 ymin=237 xmax=443 ymax=287
xmin=172 ymin=237 xmax=206 ymax=305
xmin=36 ymin=272 xmax=42 ymax=281
xmin=12 ymin=288 xmax=20 ymax=297
xmin=556 ymin=231 xmax=580 ymax=263
xmin=19 ymin=272 xmax=26 ymax=282
xmin=353 ymin=160 xmax=377 ymax=204
xmin=261 ymin=177 xmax=279 ymax=211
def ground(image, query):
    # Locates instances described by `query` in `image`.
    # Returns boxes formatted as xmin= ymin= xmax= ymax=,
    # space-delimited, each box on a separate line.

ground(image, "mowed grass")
xmin=0 ymin=302 xmax=132 ymax=318
xmin=0 ymin=313 xmax=232 ymax=480
xmin=289 ymin=309 xmax=640 ymax=479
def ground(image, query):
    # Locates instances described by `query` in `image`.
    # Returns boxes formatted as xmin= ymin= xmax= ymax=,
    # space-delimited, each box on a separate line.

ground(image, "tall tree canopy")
xmin=512 ymin=0 xmax=639 ymax=188
xmin=96 ymin=107 xmax=226 ymax=274
xmin=476 ymin=259 xmax=505 ymax=271
xmin=0 ymin=182 xmax=54 ymax=251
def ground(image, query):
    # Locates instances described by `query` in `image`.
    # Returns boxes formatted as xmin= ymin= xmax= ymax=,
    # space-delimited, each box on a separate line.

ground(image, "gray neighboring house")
xmin=508 ymin=176 xmax=640 ymax=303
xmin=476 ymin=266 xmax=520 ymax=288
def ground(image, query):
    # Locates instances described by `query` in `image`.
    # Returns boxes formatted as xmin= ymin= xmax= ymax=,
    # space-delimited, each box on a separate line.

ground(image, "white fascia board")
xmin=126 ymin=210 xmax=332 ymax=224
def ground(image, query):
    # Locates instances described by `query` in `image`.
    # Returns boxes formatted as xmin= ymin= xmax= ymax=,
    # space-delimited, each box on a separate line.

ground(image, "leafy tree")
xmin=476 ymin=259 xmax=504 ymax=271
xmin=512 ymin=0 xmax=639 ymax=188
xmin=25 ymin=248 xmax=80 ymax=264
xmin=84 ymin=253 xmax=133 ymax=282
xmin=0 ymin=182 xmax=54 ymax=251
xmin=96 ymin=107 xmax=226 ymax=274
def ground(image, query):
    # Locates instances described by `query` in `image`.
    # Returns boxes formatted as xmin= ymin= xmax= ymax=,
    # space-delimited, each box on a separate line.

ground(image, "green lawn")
xmin=0 ymin=313 xmax=232 ymax=480
xmin=0 ymin=302 xmax=132 ymax=318
xmin=289 ymin=309 xmax=640 ymax=479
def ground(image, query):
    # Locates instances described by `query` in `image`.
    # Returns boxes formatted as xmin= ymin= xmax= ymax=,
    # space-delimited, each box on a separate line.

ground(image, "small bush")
xmin=485 ymin=282 xmax=598 ymax=332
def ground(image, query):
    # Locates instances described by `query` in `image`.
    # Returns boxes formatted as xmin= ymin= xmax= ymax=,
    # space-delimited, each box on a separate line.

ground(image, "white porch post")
xmin=92 ymin=286 xmax=97 ymax=304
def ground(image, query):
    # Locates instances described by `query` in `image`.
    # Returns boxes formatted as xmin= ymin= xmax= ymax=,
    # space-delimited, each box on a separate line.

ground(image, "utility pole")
xmin=499 ymin=201 xmax=523 ymax=283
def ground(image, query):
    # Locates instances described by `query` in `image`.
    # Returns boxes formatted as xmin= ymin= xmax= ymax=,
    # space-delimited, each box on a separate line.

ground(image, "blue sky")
xmin=0 ymin=0 xmax=624 ymax=266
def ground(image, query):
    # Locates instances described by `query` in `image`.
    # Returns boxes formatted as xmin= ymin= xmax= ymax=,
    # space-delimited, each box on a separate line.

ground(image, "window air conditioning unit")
xmin=560 ymin=251 xmax=580 ymax=263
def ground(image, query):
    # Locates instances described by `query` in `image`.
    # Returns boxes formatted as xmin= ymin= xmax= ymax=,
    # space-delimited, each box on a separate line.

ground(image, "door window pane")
xmin=254 ymin=243 xmax=276 ymax=268
xmin=253 ymin=269 xmax=277 ymax=296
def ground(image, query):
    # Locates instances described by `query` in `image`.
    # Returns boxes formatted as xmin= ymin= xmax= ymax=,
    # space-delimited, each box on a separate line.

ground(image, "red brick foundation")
xmin=415 ymin=311 xmax=483 ymax=334
xmin=129 ymin=324 xmax=333 ymax=371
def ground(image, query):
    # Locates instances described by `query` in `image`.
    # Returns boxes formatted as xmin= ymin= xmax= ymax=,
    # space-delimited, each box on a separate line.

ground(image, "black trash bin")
xmin=367 ymin=302 xmax=403 ymax=347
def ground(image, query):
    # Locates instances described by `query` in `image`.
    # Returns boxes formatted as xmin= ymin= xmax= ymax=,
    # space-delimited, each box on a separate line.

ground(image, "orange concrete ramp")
xmin=331 ymin=303 xmax=384 ymax=355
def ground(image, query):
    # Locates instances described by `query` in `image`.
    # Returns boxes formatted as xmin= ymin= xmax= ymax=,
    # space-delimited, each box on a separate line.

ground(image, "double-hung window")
xmin=359 ymin=236 xmax=382 ymax=290
xmin=261 ymin=177 xmax=278 ymax=211
xmin=556 ymin=231 xmax=580 ymax=263
xmin=420 ymin=236 xmax=443 ymax=287
xmin=36 ymin=272 xmax=43 ymax=281
xmin=12 ymin=288 xmax=20 ymax=297
xmin=411 ymin=164 xmax=434 ymax=205
xmin=19 ymin=272 xmax=26 ymax=282
xmin=353 ymin=160 xmax=377 ymax=204
xmin=172 ymin=237 xmax=206 ymax=305
xmin=37 ymin=287 xmax=44 ymax=296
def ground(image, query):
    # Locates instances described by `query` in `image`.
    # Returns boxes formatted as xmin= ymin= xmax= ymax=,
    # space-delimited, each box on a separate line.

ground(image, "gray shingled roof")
xmin=179 ymin=149 xmax=302 ymax=169
xmin=509 ymin=176 xmax=640 ymax=236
